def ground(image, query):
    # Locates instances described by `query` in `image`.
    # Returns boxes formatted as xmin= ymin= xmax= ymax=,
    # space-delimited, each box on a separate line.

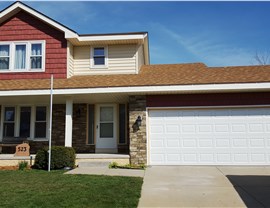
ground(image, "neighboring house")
xmin=1 ymin=2 xmax=270 ymax=166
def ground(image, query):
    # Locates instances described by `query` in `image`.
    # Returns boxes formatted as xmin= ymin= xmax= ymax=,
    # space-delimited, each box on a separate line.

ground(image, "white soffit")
xmin=0 ymin=82 xmax=270 ymax=96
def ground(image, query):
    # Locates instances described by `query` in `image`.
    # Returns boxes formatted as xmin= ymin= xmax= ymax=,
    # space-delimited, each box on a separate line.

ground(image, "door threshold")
xmin=95 ymin=148 xmax=118 ymax=153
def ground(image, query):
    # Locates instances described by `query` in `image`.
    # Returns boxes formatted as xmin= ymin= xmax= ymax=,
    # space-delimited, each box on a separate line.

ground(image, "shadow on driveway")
xmin=227 ymin=175 xmax=270 ymax=207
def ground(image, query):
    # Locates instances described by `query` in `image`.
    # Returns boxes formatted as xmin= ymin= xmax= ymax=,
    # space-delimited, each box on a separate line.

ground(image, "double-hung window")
xmin=1 ymin=106 xmax=48 ymax=140
xmin=31 ymin=43 xmax=42 ymax=69
xmin=91 ymin=46 xmax=108 ymax=68
xmin=3 ymin=107 xmax=15 ymax=138
xmin=0 ymin=41 xmax=45 ymax=72
xmin=0 ymin=45 xmax=10 ymax=70
xmin=35 ymin=106 xmax=47 ymax=138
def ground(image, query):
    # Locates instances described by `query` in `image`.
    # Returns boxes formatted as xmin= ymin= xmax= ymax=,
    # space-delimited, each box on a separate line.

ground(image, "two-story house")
xmin=1 ymin=2 xmax=270 ymax=166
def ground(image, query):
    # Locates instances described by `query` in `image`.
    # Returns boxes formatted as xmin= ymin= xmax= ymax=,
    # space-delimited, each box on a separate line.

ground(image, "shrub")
xmin=109 ymin=162 xmax=118 ymax=169
xmin=34 ymin=146 xmax=75 ymax=170
xmin=18 ymin=161 xmax=28 ymax=171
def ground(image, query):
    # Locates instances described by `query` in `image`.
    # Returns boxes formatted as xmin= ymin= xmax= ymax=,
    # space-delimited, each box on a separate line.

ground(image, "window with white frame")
xmin=35 ymin=106 xmax=47 ymax=138
xmin=3 ymin=107 xmax=15 ymax=138
xmin=0 ymin=41 xmax=45 ymax=72
xmin=91 ymin=46 xmax=108 ymax=68
xmin=1 ymin=106 xmax=48 ymax=140
xmin=0 ymin=45 xmax=10 ymax=70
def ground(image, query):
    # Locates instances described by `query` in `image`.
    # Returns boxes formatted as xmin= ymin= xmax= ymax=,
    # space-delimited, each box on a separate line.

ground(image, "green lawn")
xmin=0 ymin=170 xmax=143 ymax=208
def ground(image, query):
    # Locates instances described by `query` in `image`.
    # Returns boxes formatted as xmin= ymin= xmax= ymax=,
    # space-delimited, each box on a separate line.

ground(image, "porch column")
xmin=129 ymin=95 xmax=147 ymax=165
xmin=65 ymin=99 xmax=73 ymax=147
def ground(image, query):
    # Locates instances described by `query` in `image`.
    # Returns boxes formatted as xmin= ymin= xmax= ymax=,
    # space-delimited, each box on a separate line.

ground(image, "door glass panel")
xmin=20 ymin=107 xmax=31 ymax=138
xmin=100 ymin=106 xmax=113 ymax=138
xmin=100 ymin=123 xmax=113 ymax=138
xmin=100 ymin=107 xmax=113 ymax=122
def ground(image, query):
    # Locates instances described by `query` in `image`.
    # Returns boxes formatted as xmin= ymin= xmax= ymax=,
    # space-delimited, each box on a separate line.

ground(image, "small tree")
xmin=253 ymin=50 xmax=270 ymax=65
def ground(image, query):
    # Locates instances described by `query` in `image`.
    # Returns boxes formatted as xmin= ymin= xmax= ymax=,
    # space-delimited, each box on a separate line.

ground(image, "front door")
xmin=96 ymin=104 xmax=117 ymax=153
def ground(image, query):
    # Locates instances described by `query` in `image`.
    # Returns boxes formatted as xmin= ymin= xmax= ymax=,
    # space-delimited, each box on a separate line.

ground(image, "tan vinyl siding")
xmin=73 ymin=44 xmax=137 ymax=75
xmin=137 ymin=44 xmax=144 ymax=74
xmin=67 ymin=41 xmax=74 ymax=78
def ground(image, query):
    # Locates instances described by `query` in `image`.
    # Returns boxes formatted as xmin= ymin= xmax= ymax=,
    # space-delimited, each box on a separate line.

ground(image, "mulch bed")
xmin=0 ymin=166 xmax=18 ymax=170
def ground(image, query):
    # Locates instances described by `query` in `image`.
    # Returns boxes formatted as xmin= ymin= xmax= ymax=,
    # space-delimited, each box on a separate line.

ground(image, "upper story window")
xmin=0 ymin=45 xmax=10 ymax=70
xmin=0 ymin=41 xmax=45 ymax=72
xmin=91 ymin=46 xmax=108 ymax=68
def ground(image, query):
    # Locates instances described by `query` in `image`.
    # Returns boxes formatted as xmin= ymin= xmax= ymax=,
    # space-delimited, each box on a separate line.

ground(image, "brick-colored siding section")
xmin=0 ymin=10 xmax=67 ymax=79
xmin=147 ymin=92 xmax=270 ymax=107
xmin=129 ymin=95 xmax=147 ymax=165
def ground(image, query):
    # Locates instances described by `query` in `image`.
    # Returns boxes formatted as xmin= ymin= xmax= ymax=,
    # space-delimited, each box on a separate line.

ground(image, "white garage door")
xmin=149 ymin=108 xmax=270 ymax=165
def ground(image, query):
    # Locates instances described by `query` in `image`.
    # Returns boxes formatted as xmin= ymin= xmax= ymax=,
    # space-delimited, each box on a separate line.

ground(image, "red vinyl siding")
xmin=0 ymin=11 xmax=67 ymax=79
xmin=147 ymin=92 xmax=270 ymax=107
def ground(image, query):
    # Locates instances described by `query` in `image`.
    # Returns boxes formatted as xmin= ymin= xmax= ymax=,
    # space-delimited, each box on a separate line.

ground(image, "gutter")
xmin=0 ymin=82 xmax=270 ymax=96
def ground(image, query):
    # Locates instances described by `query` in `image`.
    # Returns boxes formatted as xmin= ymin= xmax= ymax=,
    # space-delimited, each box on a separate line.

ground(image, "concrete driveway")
xmin=138 ymin=166 xmax=270 ymax=207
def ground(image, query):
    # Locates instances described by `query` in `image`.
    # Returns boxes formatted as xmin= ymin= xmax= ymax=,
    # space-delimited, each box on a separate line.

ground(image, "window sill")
xmin=90 ymin=65 xmax=108 ymax=70
xmin=0 ymin=69 xmax=45 ymax=73
xmin=28 ymin=138 xmax=48 ymax=142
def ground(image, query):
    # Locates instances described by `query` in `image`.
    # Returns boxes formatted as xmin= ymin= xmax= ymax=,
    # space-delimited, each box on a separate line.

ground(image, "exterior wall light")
xmin=136 ymin=116 xmax=142 ymax=127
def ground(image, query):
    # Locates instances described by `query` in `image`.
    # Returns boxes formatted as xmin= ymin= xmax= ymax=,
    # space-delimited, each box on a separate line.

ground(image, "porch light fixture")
xmin=135 ymin=116 xmax=142 ymax=127
xmin=76 ymin=108 xmax=81 ymax=117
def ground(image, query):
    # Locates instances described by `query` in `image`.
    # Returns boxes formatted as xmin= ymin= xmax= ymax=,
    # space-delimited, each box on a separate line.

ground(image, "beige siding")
xmin=67 ymin=41 xmax=74 ymax=78
xmin=73 ymin=44 xmax=137 ymax=75
xmin=137 ymin=44 xmax=145 ymax=74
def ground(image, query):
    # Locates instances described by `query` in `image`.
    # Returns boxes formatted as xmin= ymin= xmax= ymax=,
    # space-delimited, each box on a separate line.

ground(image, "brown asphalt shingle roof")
xmin=1 ymin=63 xmax=270 ymax=91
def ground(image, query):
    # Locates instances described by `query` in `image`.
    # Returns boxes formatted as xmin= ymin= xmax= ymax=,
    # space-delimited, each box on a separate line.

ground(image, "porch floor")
xmin=76 ymin=153 xmax=129 ymax=159
xmin=0 ymin=153 xmax=129 ymax=160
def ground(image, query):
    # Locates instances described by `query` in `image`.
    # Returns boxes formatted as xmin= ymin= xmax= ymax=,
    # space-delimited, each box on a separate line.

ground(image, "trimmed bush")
xmin=18 ymin=161 xmax=28 ymax=171
xmin=34 ymin=146 xmax=75 ymax=170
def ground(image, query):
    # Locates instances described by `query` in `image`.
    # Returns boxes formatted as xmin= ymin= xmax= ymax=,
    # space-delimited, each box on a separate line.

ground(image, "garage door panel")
xmin=149 ymin=108 xmax=270 ymax=165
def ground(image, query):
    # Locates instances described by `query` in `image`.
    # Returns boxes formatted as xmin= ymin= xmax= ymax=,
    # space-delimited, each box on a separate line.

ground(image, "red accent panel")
xmin=0 ymin=11 xmax=67 ymax=80
xmin=147 ymin=92 xmax=270 ymax=107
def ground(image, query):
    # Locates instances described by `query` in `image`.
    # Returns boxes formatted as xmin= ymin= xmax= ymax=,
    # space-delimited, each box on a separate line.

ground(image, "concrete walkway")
xmin=138 ymin=166 xmax=270 ymax=207
xmin=66 ymin=167 xmax=145 ymax=178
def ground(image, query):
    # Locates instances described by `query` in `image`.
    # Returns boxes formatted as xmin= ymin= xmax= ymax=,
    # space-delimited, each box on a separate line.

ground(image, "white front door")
xmin=96 ymin=104 xmax=117 ymax=153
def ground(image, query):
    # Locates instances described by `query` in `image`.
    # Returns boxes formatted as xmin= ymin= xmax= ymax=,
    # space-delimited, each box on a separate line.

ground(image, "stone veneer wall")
xmin=129 ymin=95 xmax=147 ymax=165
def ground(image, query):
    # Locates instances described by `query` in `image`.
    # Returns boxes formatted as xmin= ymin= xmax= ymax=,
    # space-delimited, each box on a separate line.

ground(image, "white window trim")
xmin=0 ymin=40 xmax=46 ymax=73
xmin=90 ymin=46 xmax=108 ymax=69
xmin=0 ymin=105 xmax=49 ymax=141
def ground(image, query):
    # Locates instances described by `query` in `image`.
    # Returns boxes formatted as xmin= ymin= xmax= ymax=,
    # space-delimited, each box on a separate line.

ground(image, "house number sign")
xmin=15 ymin=143 xmax=30 ymax=156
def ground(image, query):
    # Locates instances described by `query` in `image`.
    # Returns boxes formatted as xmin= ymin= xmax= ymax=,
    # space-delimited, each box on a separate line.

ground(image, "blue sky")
xmin=1 ymin=1 xmax=270 ymax=67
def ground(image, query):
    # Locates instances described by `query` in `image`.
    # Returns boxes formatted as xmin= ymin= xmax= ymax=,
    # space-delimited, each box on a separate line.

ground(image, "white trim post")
xmin=48 ymin=75 xmax=53 ymax=172
xmin=65 ymin=99 xmax=73 ymax=147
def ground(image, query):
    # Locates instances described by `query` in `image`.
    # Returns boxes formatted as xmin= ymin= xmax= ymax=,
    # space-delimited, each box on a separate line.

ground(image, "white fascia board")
xmin=0 ymin=2 xmax=78 ymax=39
xmin=1 ymin=83 xmax=270 ymax=97
xmin=78 ymin=34 xmax=146 ymax=42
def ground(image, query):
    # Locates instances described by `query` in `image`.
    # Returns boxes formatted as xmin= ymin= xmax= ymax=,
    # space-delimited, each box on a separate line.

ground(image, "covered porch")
xmin=0 ymin=92 xmax=145 ymax=158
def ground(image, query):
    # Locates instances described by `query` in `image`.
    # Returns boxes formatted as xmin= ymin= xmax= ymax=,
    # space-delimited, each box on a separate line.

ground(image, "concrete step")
xmin=78 ymin=161 xmax=110 ymax=168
